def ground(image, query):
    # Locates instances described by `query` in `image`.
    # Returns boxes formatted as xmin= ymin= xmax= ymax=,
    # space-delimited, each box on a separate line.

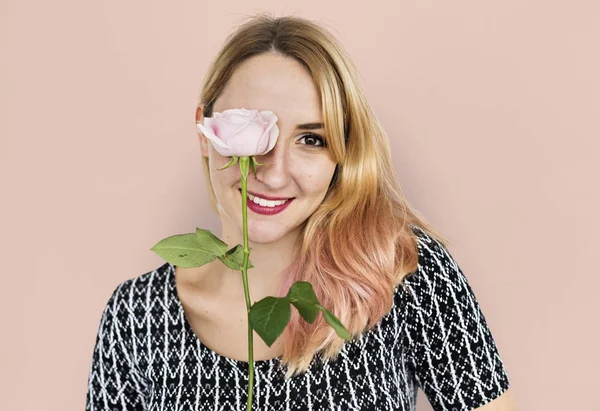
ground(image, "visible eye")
xmin=297 ymin=133 xmax=327 ymax=149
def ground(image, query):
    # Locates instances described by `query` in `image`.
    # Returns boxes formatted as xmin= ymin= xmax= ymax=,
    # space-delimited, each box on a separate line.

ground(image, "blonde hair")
xmin=197 ymin=13 xmax=450 ymax=378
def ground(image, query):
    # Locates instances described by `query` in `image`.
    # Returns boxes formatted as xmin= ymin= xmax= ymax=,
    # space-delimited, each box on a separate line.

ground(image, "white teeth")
xmin=246 ymin=192 xmax=289 ymax=207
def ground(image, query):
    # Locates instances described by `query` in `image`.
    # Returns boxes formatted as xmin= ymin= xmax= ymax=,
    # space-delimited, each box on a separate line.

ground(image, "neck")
xmin=223 ymin=229 xmax=301 ymax=299
xmin=180 ymin=227 xmax=302 ymax=302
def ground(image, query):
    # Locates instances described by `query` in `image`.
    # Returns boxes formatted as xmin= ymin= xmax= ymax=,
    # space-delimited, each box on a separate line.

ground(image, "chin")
xmin=245 ymin=227 xmax=288 ymax=245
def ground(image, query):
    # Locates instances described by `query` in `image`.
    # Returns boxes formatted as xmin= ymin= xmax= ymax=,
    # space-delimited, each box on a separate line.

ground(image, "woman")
xmin=85 ymin=14 xmax=515 ymax=411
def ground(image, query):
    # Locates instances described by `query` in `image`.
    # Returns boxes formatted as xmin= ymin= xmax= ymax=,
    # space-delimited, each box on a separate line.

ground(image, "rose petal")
xmin=265 ymin=123 xmax=279 ymax=154
xmin=202 ymin=108 xmax=280 ymax=157
xmin=197 ymin=122 xmax=228 ymax=149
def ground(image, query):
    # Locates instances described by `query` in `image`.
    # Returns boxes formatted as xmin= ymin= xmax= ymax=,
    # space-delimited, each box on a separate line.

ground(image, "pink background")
xmin=1 ymin=1 xmax=598 ymax=410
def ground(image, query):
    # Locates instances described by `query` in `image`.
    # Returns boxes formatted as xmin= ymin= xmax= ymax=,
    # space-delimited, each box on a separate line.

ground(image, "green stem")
xmin=239 ymin=156 xmax=254 ymax=411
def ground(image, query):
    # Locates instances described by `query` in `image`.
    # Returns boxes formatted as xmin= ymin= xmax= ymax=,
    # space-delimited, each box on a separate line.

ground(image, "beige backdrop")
xmin=1 ymin=1 xmax=598 ymax=410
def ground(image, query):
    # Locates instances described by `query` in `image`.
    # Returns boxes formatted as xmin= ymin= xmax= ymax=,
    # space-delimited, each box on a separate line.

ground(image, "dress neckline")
xmin=166 ymin=262 xmax=283 ymax=371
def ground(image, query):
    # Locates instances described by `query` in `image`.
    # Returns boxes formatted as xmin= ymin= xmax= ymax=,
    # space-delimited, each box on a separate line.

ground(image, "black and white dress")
xmin=85 ymin=226 xmax=510 ymax=410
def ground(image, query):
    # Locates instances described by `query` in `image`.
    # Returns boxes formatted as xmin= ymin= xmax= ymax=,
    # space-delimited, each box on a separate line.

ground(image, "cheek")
xmin=209 ymin=146 xmax=229 ymax=168
xmin=209 ymin=166 xmax=239 ymax=193
xmin=296 ymin=161 xmax=337 ymax=195
xmin=209 ymin=149 xmax=240 ymax=177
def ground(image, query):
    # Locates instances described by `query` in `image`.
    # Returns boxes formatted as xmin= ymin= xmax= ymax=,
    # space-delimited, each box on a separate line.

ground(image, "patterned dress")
xmin=85 ymin=226 xmax=510 ymax=410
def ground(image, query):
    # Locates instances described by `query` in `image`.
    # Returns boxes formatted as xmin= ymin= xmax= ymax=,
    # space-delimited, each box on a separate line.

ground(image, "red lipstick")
xmin=239 ymin=189 xmax=294 ymax=215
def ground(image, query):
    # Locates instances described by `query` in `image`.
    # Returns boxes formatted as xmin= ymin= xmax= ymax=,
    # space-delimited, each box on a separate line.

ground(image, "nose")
xmin=251 ymin=139 xmax=291 ymax=189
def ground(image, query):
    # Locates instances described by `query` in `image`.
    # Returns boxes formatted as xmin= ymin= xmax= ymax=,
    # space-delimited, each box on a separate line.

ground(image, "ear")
xmin=196 ymin=104 xmax=209 ymax=157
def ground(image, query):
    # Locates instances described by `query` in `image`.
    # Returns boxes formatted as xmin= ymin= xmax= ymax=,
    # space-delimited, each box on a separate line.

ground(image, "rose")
xmin=196 ymin=108 xmax=279 ymax=157
xmin=152 ymin=108 xmax=350 ymax=411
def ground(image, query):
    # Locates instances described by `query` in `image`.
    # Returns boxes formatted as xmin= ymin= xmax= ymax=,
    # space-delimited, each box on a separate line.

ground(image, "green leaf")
xmin=195 ymin=228 xmax=228 ymax=257
xmin=217 ymin=244 xmax=254 ymax=270
xmin=290 ymin=300 xmax=319 ymax=324
xmin=217 ymin=156 xmax=238 ymax=171
xmin=319 ymin=306 xmax=352 ymax=340
xmin=150 ymin=233 xmax=218 ymax=267
xmin=286 ymin=281 xmax=320 ymax=304
xmin=248 ymin=297 xmax=291 ymax=347
xmin=286 ymin=281 xmax=320 ymax=323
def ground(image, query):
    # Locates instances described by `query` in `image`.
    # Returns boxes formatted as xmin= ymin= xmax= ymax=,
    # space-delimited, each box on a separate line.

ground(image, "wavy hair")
xmin=197 ymin=13 xmax=450 ymax=378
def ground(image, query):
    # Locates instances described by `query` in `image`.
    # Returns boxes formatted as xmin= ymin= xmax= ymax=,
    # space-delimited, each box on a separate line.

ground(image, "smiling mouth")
xmin=238 ymin=189 xmax=294 ymax=205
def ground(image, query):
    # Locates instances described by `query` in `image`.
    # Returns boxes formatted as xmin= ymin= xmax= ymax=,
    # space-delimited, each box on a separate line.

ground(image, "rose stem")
xmin=239 ymin=156 xmax=255 ymax=410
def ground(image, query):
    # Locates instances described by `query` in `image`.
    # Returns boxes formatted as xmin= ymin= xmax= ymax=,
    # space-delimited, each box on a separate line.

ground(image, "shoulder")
xmin=114 ymin=261 xmax=171 ymax=295
xmin=396 ymin=224 xmax=479 ymax=321
xmin=402 ymin=224 xmax=463 ymax=291
xmin=101 ymin=262 xmax=172 ymax=317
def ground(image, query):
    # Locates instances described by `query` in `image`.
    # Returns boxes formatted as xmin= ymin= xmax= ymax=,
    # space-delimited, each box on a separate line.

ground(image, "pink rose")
xmin=196 ymin=108 xmax=279 ymax=157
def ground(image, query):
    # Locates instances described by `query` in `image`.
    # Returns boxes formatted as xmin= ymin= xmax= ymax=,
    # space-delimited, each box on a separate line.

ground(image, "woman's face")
xmin=196 ymin=52 xmax=337 ymax=245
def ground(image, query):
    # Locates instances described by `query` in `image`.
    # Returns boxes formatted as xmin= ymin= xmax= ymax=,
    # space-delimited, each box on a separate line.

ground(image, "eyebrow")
xmin=295 ymin=122 xmax=324 ymax=130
